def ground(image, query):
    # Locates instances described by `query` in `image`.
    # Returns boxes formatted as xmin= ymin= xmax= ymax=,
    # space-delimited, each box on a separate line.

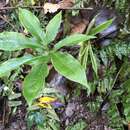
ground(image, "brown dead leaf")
xmin=43 ymin=3 xmax=60 ymax=14
xmin=70 ymin=19 xmax=89 ymax=34
xmin=0 ymin=2 xmax=5 ymax=9
xmin=43 ymin=0 xmax=74 ymax=14
xmin=128 ymin=122 xmax=130 ymax=130
xmin=59 ymin=0 xmax=74 ymax=9
xmin=0 ymin=0 xmax=9 ymax=8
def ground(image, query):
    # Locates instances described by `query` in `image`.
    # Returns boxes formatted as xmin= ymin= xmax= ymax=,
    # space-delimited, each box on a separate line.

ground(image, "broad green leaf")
xmin=89 ymin=44 xmax=98 ymax=76
xmin=46 ymin=12 xmax=62 ymax=44
xmin=0 ymin=55 xmax=48 ymax=77
xmin=19 ymin=8 xmax=45 ymax=42
xmin=89 ymin=19 xmax=113 ymax=36
xmin=0 ymin=32 xmax=41 ymax=51
xmin=54 ymin=34 xmax=96 ymax=50
xmin=0 ymin=55 xmax=33 ymax=77
xmin=51 ymin=52 xmax=90 ymax=91
xmin=23 ymin=64 xmax=49 ymax=105
xmin=26 ymin=55 xmax=50 ymax=65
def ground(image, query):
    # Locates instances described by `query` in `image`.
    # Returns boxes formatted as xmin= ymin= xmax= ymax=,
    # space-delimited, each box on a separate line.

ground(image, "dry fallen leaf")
xmin=59 ymin=0 xmax=74 ymax=9
xmin=0 ymin=2 xmax=5 ymax=8
xmin=71 ymin=19 xmax=89 ymax=34
xmin=43 ymin=0 xmax=74 ymax=14
xmin=128 ymin=122 xmax=130 ymax=130
xmin=44 ymin=3 xmax=60 ymax=14
xmin=0 ymin=0 xmax=9 ymax=8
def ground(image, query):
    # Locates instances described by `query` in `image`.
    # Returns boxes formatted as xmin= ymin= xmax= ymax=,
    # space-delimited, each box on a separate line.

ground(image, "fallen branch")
xmin=0 ymin=6 xmax=93 ymax=10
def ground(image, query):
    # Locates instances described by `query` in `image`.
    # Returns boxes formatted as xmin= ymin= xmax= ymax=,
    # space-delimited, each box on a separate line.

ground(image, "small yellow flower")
xmin=34 ymin=96 xmax=63 ymax=109
xmin=38 ymin=96 xmax=57 ymax=104
xmin=36 ymin=102 xmax=52 ymax=109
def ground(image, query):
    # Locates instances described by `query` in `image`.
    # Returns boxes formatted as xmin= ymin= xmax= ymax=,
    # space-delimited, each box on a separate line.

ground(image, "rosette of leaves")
xmin=0 ymin=8 xmax=95 ymax=106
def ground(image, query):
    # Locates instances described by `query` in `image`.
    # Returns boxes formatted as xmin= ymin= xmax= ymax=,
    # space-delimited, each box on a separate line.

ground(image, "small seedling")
xmin=0 ymin=8 xmax=95 ymax=106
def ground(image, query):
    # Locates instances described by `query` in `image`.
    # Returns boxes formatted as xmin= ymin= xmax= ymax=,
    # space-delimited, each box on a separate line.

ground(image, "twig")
xmin=0 ymin=6 xmax=93 ymax=10
xmin=0 ymin=6 xmax=42 ymax=10
xmin=0 ymin=15 xmax=17 ymax=31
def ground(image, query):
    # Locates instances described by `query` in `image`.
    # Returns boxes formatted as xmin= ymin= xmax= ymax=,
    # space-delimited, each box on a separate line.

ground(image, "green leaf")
xmin=47 ymin=109 xmax=60 ymax=121
xmin=46 ymin=12 xmax=62 ymax=44
xmin=89 ymin=19 xmax=113 ymax=36
xmin=89 ymin=44 xmax=98 ymax=76
xmin=86 ymin=14 xmax=98 ymax=35
xmin=0 ymin=55 xmax=33 ymax=77
xmin=0 ymin=55 xmax=48 ymax=77
xmin=54 ymin=34 xmax=96 ymax=50
xmin=0 ymin=32 xmax=41 ymax=51
xmin=122 ymin=79 xmax=130 ymax=89
xmin=19 ymin=8 xmax=45 ymax=42
xmin=51 ymin=52 xmax=90 ymax=91
xmin=82 ymin=45 xmax=89 ymax=69
xmin=23 ymin=64 xmax=49 ymax=106
xmin=26 ymin=55 xmax=50 ymax=65
xmin=66 ymin=120 xmax=87 ymax=130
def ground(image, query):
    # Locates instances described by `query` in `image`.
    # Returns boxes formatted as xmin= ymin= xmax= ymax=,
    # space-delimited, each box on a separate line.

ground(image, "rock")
xmin=0 ymin=124 xmax=4 ymax=130
xmin=95 ymin=8 xmax=119 ymax=39
xmin=81 ymin=7 xmax=120 ymax=46
xmin=11 ymin=122 xmax=19 ymax=129
xmin=48 ymin=69 xmax=68 ymax=96
xmin=65 ymin=102 xmax=76 ymax=117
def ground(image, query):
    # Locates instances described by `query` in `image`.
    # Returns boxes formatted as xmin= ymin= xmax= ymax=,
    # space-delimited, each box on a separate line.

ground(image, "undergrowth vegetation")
xmin=0 ymin=0 xmax=130 ymax=130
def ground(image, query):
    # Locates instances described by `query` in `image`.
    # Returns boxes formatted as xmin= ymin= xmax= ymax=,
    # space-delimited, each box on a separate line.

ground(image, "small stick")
xmin=0 ymin=15 xmax=17 ymax=31
xmin=0 ymin=6 xmax=93 ymax=10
